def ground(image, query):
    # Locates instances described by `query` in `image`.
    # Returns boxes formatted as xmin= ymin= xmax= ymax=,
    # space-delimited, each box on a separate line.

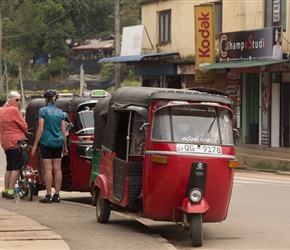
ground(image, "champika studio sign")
xmin=195 ymin=4 xmax=215 ymax=83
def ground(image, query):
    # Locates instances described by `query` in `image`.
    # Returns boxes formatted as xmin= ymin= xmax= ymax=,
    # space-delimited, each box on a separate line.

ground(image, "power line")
xmin=3 ymin=3 xmax=81 ymax=39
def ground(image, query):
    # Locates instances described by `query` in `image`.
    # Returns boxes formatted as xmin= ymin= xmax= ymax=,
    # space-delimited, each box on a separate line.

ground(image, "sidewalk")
xmin=0 ymin=206 xmax=70 ymax=250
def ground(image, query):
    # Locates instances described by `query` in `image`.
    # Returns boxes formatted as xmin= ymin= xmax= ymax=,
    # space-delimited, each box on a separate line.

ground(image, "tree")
xmin=1 ymin=0 xmax=141 ymax=83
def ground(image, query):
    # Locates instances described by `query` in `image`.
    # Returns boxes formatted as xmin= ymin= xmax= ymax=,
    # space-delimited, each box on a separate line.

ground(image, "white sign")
xmin=177 ymin=64 xmax=196 ymax=74
xmin=273 ymin=0 xmax=280 ymax=22
xmin=227 ymin=85 xmax=240 ymax=96
xmin=121 ymin=25 xmax=144 ymax=56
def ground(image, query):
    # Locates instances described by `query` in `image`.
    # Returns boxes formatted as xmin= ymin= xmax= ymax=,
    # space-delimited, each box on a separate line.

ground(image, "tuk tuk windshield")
xmin=74 ymin=110 xmax=94 ymax=134
xmin=152 ymin=105 xmax=234 ymax=145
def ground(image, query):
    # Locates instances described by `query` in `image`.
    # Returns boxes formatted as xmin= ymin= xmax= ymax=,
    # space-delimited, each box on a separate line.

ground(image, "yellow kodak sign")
xmin=195 ymin=4 xmax=215 ymax=83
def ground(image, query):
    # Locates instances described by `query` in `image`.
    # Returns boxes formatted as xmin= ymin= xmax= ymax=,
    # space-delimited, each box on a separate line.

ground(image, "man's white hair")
xmin=8 ymin=91 xmax=20 ymax=100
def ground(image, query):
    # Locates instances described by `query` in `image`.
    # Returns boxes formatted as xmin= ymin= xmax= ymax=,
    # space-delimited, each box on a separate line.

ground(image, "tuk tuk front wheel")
xmin=96 ymin=191 xmax=111 ymax=223
xmin=190 ymin=213 xmax=203 ymax=247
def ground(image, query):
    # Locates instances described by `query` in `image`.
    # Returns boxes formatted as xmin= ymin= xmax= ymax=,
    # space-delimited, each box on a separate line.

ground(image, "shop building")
xmin=99 ymin=0 xmax=290 ymax=154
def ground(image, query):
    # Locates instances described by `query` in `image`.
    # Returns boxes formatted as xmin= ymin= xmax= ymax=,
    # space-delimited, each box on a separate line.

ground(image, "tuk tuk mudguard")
xmin=95 ymin=174 xmax=109 ymax=199
xmin=180 ymin=197 xmax=210 ymax=213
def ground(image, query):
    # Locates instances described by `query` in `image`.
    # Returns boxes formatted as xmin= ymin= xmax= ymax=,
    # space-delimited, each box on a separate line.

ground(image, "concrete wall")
xmin=222 ymin=1 xmax=264 ymax=32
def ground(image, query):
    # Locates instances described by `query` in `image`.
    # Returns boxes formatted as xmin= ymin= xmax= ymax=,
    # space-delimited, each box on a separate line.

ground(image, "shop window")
xmin=159 ymin=9 xmax=171 ymax=44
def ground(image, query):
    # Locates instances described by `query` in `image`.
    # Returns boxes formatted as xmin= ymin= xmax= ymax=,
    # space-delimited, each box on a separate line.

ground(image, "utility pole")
xmin=3 ymin=57 xmax=8 ymax=100
xmin=80 ymin=63 xmax=85 ymax=96
xmin=0 ymin=0 xmax=4 ymax=93
xmin=18 ymin=63 xmax=26 ymax=111
xmin=114 ymin=0 xmax=121 ymax=90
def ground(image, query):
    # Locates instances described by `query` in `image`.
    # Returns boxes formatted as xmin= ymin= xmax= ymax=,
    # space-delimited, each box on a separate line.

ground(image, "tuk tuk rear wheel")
xmin=96 ymin=191 xmax=111 ymax=223
xmin=190 ymin=213 xmax=203 ymax=247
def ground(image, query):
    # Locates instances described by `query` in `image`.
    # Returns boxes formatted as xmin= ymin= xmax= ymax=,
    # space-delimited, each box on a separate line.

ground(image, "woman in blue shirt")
xmin=31 ymin=89 xmax=68 ymax=203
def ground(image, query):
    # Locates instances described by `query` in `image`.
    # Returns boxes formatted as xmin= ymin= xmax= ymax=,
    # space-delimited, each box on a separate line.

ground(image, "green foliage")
xmin=29 ymin=65 xmax=48 ymax=81
xmin=100 ymin=63 xmax=115 ymax=79
xmin=0 ymin=93 xmax=6 ymax=100
xmin=121 ymin=80 xmax=141 ymax=87
xmin=122 ymin=65 xmax=139 ymax=81
xmin=99 ymin=31 xmax=113 ymax=40
xmin=36 ymin=70 xmax=50 ymax=81
xmin=7 ymin=78 xmax=19 ymax=90
xmin=99 ymin=63 xmax=140 ymax=84
xmin=252 ymin=162 xmax=290 ymax=172
xmin=2 ymin=0 xmax=142 ymax=86
xmin=48 ymin=57 xmax=68 ymax=76
xmin=120 ymin=0 xmax=141 ymax=27
xmin=107 ymin=79 xmax=141 ymax=93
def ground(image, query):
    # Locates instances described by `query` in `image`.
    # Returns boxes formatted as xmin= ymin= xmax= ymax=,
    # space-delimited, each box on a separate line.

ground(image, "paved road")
xmin=0 ymin=190 xmax=176 ymax=250
xmin=1 ymin=139 xmax=290 ymax=250
xmin=2 ymin=170 xmax=290 ymax=249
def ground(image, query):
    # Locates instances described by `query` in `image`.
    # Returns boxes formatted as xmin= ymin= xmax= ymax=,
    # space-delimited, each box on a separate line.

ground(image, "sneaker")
xmin=52 ymin=194 xmax=60 ymax=203
xmin=2 ymin=191 xmax=8 ymax=198
xmin=39 ymin=195 xmax=52 ymax=203
xmin=6 ymin=193 xmax=14 ymax=199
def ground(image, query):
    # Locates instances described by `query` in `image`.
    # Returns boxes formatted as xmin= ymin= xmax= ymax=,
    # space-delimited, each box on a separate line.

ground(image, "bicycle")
xmin=17 ymin=138 xmax=38 ymax=201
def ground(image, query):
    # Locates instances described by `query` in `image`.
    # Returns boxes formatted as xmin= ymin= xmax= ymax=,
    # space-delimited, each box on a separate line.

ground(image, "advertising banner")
xmin=195 ymin=4 xmax=215 ymax=83
xmin=219 ymin=26 xmax=283 ymax=61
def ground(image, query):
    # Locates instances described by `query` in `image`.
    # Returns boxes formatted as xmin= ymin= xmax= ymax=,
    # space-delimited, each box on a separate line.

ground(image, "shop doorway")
xmin=281 ymin=82 xmax=290 ymax=147
xmin=242 ymin=74 xmax=259 ymax=144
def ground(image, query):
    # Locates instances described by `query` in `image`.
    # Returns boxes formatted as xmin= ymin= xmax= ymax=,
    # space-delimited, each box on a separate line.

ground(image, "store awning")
xmin=198 ymin=59 xmax=290 ymax=70
xmin=98 ymin=52 xmax=180 ymax=63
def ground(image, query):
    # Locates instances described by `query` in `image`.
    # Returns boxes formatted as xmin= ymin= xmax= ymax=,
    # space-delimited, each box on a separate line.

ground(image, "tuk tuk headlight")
xmin=188 ymin=188 xmax=203 ymax=203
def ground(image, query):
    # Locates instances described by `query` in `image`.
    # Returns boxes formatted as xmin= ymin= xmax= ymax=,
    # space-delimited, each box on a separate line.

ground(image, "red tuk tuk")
xmin=92 ymin=87 xmax=241 ymax=247
xmin=26 ymin=91 xmax=110 ymax=195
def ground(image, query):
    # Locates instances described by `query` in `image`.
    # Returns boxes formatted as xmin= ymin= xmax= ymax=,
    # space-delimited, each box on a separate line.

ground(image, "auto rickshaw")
xmin=26 ymin=90 xmax=110 ymax=195
xmin=92 ymin=86 xmax=241 ymax=247
xmin=90 ymin=96 xmax=111 ymax=203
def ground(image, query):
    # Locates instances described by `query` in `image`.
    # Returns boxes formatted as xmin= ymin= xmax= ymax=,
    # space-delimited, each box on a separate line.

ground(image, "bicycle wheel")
xmin=18 ymin=173 xmax=28 ymax=197
xmin=28 ymin=183 xmax=33 ymax=201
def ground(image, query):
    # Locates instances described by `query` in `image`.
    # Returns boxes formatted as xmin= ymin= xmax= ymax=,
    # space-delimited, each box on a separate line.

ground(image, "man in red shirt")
xmin=0 ymin=91 xmax=28 ymax=199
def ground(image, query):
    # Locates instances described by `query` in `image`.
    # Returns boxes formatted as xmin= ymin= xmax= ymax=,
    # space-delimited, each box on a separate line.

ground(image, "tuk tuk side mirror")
xmin=132 ymin=121 xmax=147 ymax=140
xmin=139 ymin=122 xmax=149 ymax=132
xmin=233 ymin=128 xmax=242 ymax=146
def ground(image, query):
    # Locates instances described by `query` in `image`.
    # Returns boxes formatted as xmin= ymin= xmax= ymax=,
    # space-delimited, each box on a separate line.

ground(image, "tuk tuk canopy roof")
xmin=109 ymin=87 xmax=234 ymax=108
xmin=98 ymin=87 xmax=234 ymax=152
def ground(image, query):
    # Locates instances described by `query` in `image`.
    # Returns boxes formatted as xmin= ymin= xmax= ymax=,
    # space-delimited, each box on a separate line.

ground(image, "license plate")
xmin=176 ymin=144 xmax=222 ymax=154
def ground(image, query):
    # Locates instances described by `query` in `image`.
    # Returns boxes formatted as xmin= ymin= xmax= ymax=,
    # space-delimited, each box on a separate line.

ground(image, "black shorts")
xmin=39 ymin=144 xmax=63 ymax=159
xmin=5 ymin=148 xmax=23 ymax=171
